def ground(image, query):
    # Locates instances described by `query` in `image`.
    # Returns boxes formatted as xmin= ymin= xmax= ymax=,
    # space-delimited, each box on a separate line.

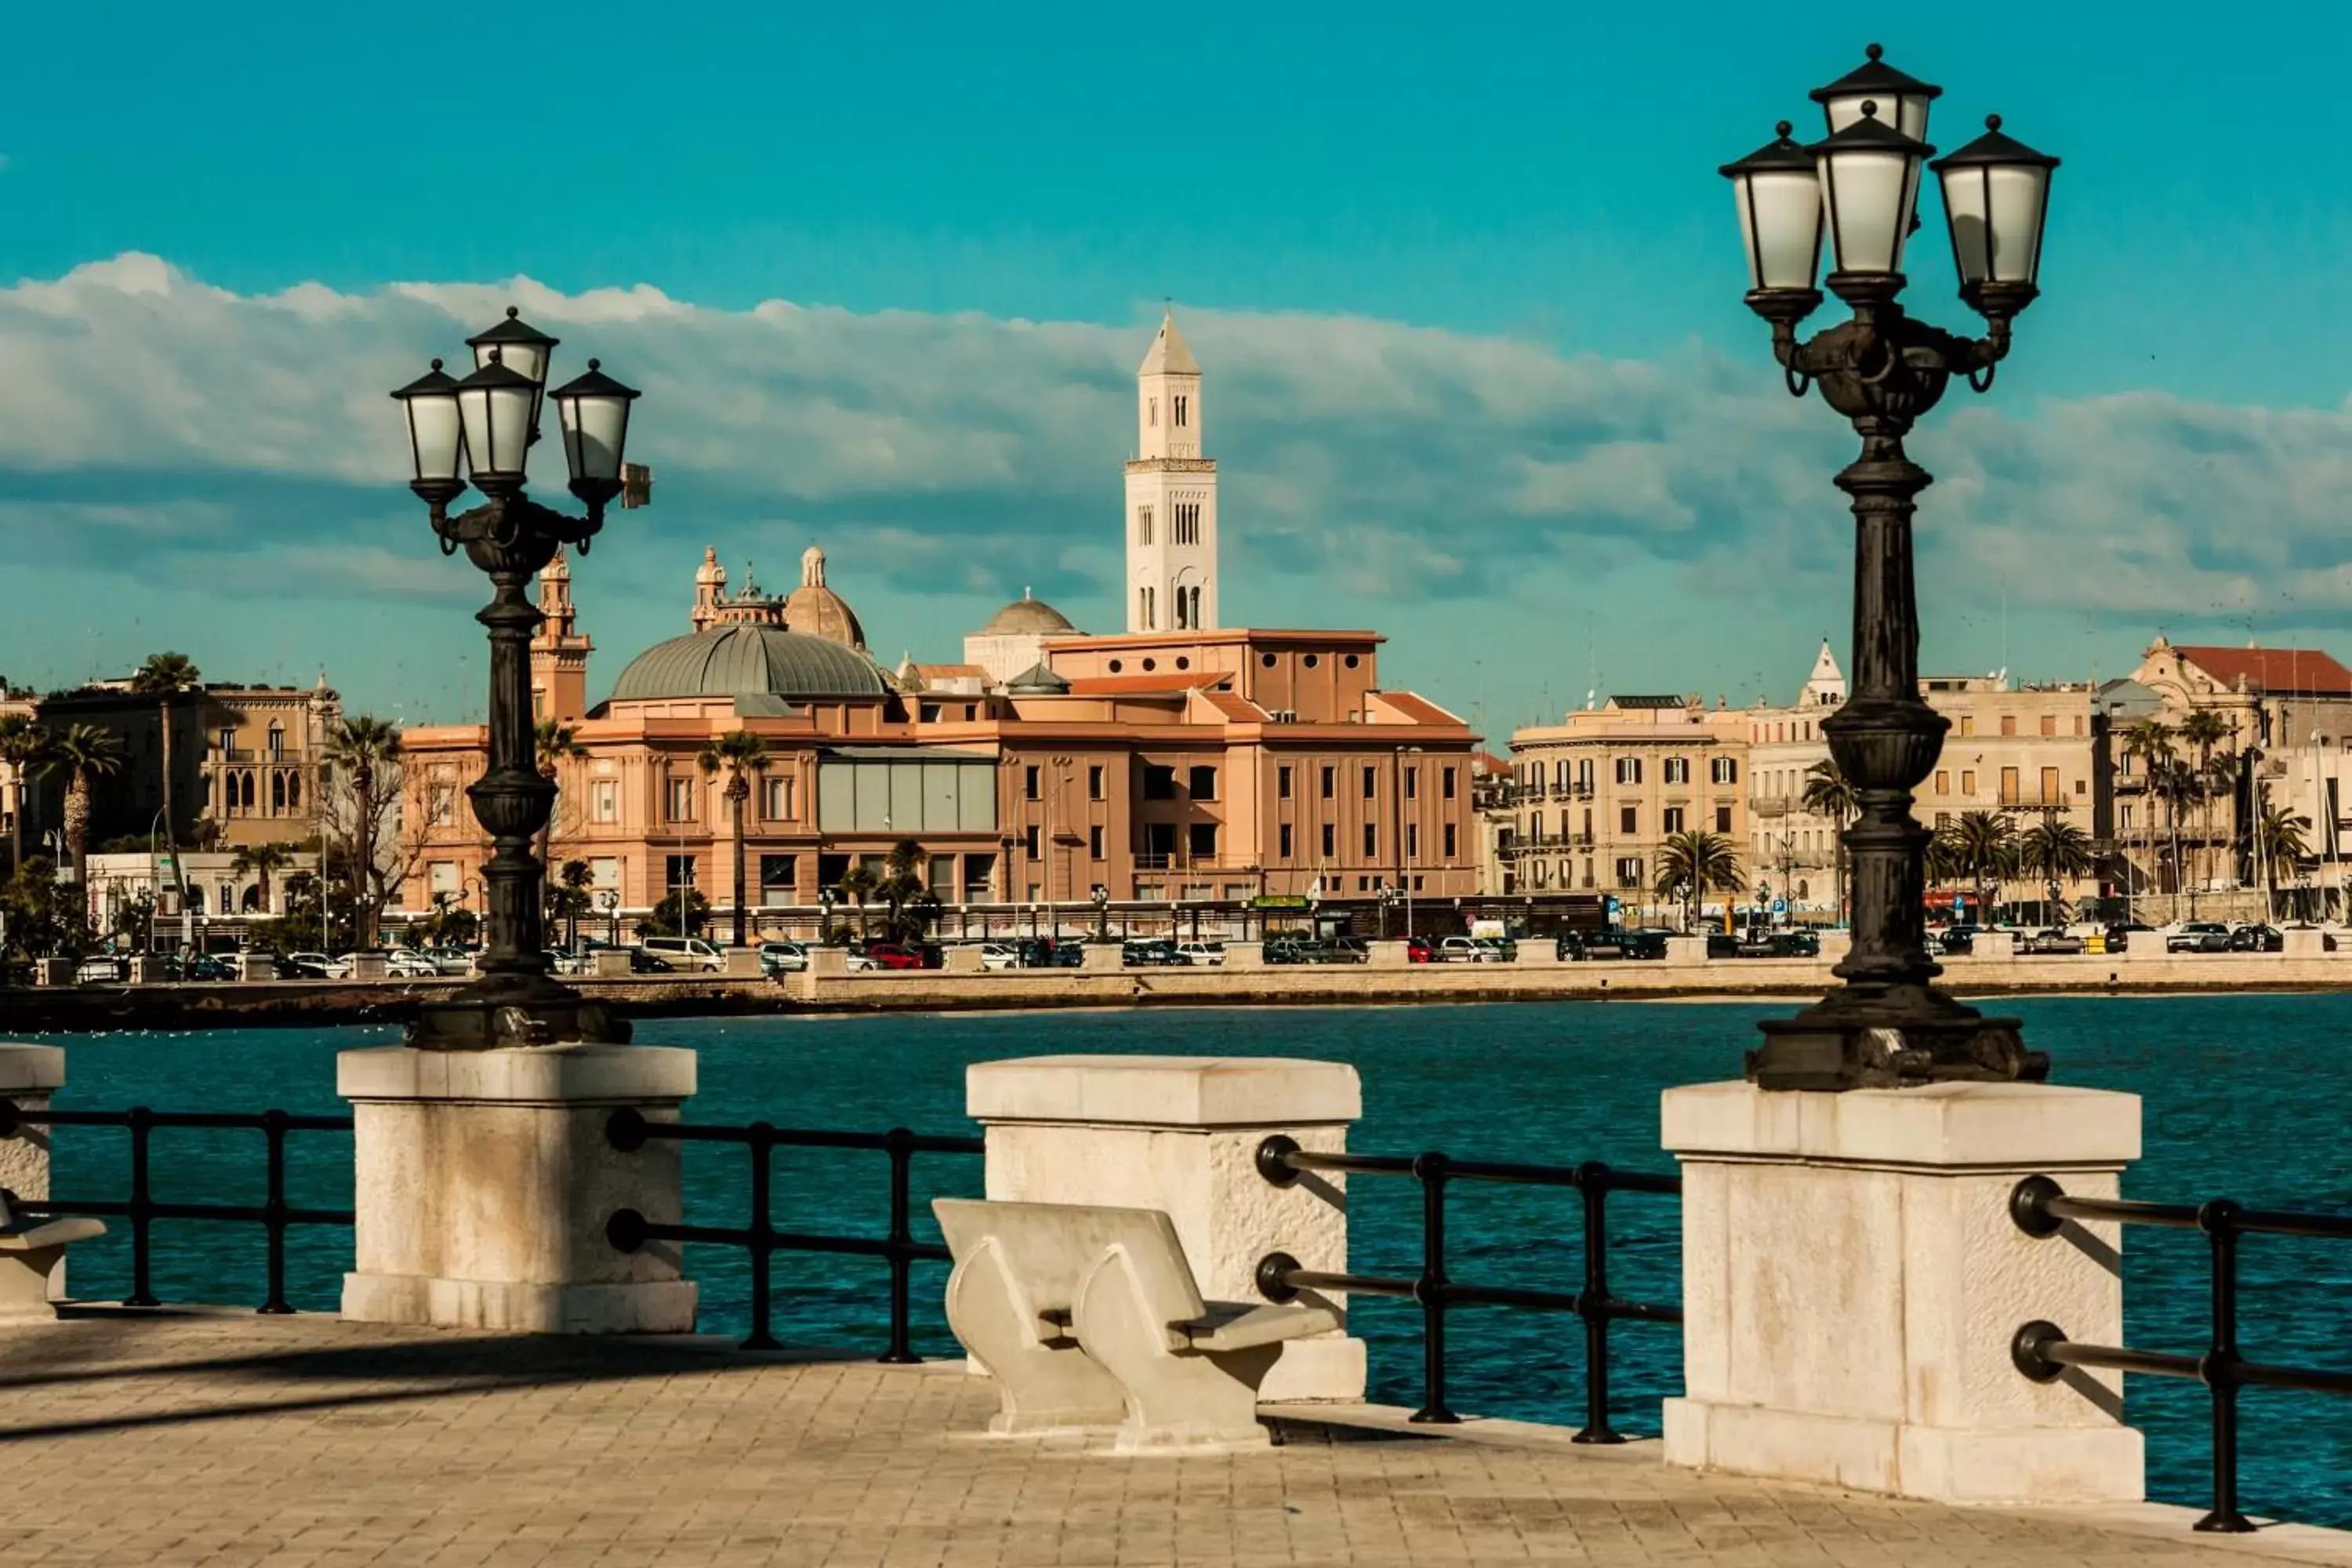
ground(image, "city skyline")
xmin=5 ymin=13 xmax=2352 ymax=731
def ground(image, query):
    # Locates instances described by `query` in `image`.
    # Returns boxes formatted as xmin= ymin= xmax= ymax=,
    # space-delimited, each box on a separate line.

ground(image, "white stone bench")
xmin=0 ymin=1189 xmax=104 ymax=1322
xmin=935 ymin=1197 xmax=1339 ymax=1451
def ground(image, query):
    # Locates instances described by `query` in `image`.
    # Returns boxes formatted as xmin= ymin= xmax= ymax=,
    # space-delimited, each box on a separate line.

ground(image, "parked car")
xmin=1262 ymin=936 xmax=1314 ymax=965
xmin=2103 ymin=922 xmax=2155 ymax=953
xmin=1434 ymin=935 xmax=1494 ymax=964
xmin=423 ymin=946 xmax=475 ymax=976
xmin=857 ymin=942 xmax=926 ymax=971
xmin=757 ymin=941 xmax=810 ymax=975
xmin=386 ymin=949 xmax=442 ymax=978
xmin=279 ymin=951 xmax=334 ymax=979
xmin=1471 ymin=936 xmax=1516 ymax=964
xmin=979 ymin=942 xmax=1022 ymax=971
xmin=1935 ymin=924 xmax=1982 ymax=956
xmin=1708 ymin=928 xmax=1780 ymax=960
xmin=162 ymin=951 xmax=236 ymax=982
xmin=1324 ymin=936 xmax=1371 ymax=964
xmin=1174 ymin=941 xmax=1225 ymax=966
xmin=1584 ymin=927 xmax=1668 ymax=960
xmin=626 ymin=947 xmax=676 ymax=974
xmin=1772 ymin=929 xmax=1821 ymax=958
xmin=2228 ymin=924 xmax=2285 ymax=953
xmin=637 ymin=935 xmax=724 ymax=971
xmin=74 ymin=955 xmax=129 ymax=985
xmin=2167 ymin=921 xmax=2232 ymax=954
xmin=2018 ymin=928 xmax=2085 ymax=956
xmin=1123 ymin=938 xmax=1184 ymax=967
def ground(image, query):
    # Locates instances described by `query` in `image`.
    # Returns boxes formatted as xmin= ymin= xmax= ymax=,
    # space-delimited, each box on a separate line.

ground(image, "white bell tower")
xmin=1123 ymin=310 xmax=1218 ymax=633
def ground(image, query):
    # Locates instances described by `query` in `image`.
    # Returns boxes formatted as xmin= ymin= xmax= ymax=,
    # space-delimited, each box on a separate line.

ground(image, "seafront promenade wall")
xmin=6 ymin=949 xmax=2352 ymax=1030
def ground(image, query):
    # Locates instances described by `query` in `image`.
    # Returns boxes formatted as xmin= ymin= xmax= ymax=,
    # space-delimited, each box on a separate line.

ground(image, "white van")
xmin=640 ymin=936 xmax=724 ymax=972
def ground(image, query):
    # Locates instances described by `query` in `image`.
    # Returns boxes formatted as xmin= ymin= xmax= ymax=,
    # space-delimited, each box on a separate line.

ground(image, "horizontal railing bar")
xmin=2037 ymin=1338 xmax=2352 ymax=1397
xmin=1278 ymin=1267 xmax=1419 ymax=1299
xmin=625 ymin=1121 xmax=983 ymax=1156
xmin=2235 ymin=1359 xmax=2352 ymax=1397
xmin=2037 ymin=1339 xmax=2204 ymax=1380
xmin=5 ymin=1107 xmax=352 ymax=1133
xmin=16 ymin=1199 xmax=354 ymax=1226
xmin=1441 ymin=1282 xmax=1583 ymax=1311
xmin=2044 ymin=1190 xmax=2352 ymax=1240
xmin=2230 ymin=1208 xmax=2352 ymax=1242
xmin=1272 ymin=1145 xmax=1679 ymax=1194
xmin=629 ymin=1219 xmax=951 ymax=1263
xmin=1275 ymin=1150 xmax=1421 ymax=1178
xmin=1269 ymin=1266 xmax=1682 ymax=1325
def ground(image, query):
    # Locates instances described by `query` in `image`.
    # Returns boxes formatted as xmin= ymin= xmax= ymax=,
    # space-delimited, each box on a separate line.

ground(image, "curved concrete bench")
xmin=935 ymin=1197 xmax=1338 ymax=1451
xmin=0 ymin=1190 xmax=105 ymax=1322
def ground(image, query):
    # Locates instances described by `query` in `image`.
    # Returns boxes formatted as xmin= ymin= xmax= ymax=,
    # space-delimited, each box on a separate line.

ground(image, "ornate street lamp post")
xmin=1722 ymin=45 xmax=2060 ymax=1090
xmin=391 ymin=308 xmax=641 ymax=1050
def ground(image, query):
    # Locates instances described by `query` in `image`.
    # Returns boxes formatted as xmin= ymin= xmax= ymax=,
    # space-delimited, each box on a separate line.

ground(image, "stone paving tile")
xmin=0 ymin=1312 xmax=2339 ymax=1566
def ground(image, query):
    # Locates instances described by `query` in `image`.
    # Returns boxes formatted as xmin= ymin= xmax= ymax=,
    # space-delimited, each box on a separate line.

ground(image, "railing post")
xmin=2194 ymin=1199 xmax=2254 ymax=1534
xmin=744 ymin=1123 xmax=779 ymax=1351
xmin=125 ymin=1105 xmax=158 ymax=1307
xmin=880 ymin=1127 xmax=920 ymax=1364
xmin=258 ymin=1109 xmax=293 ymax=1315
xmin=1408 ymin=1150 xmax=1457 ymax=1424
xmin=1572 ymin=1160 xmax=1624 ymax=1444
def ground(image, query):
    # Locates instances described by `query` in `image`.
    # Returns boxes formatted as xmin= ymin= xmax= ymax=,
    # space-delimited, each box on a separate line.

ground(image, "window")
xmin=1620 ymin=805 xmax=1638 ymax=834
xmin=1362 ymin=765 xmax=1377 ymax=799
xmin=1406 ymin=766 xmax=1418 ymax=800
xmin=1443 ymin=766 xmax=1457 ymax=800
xmin=2001 ymin=714 xmax=2018 ymax=738
xmin=919 ymin=702 xmax=941 ymax=723
xmin=1138 ymin=586 xmax=1156 ymax=629
xmin=759 ymin=855 xmax=796 ymax=906
xmin=1142 ymin=765 xmax=1176 ymax=800
xmin=2074 ymin=778 xmax=2087 ymax=796
xmin=1174 ymin=503 xmax=1200 ymax=545
xmin=2074 ymin=715 xmax=2086 ymax=736
xmin=666 ymin=777 xmax=695 ymax=822
xmin=1960 ymin=770 xmax=1976 ymax=796
xmin=1090 ymin=825 xmax=1105 ymax=859
xmin=1189 ymin=823 xmax=1217 ymax=859
xmin=593 ymin=779 xmax=619 ymax=823
xmin=1363 ymin=823 xmax=1377 ymax=857
xmin=2040 ymin=714 xmax=2057 ymax=738
xmin=2041 ymin=766 xmax=2060 ymax=804
xmin=1321 ymin=823 xmax=1336 ymax=857
xmin=1320 ymin=766 xmax=1335 ymax=800
xmin=1615 ymin=856 xmax=1643 ymax=888
xmin=1710 ymin=757 xmax=1737 ymax=785
xmin=1174 ymin=394 xmax=1189 ymax=427
xmin=1024 ymin=826 xmax=1041 ymax=858
xmin=1614 ymin=757 xmax=1642 ymax=785
xmin=665 ymin=853 xmax=697 ymax=891
xmin=1189 ymin=765 xmax=1217 ymax=800
xmin=1279 ymin=823 xmax=1294 ymax=858
xmin=2122 ymin=804 xmax=2135 ymax=829
xmin=1959 ymin=716 xmax=1976 ymax=738
xmin=267 ymin=724 xmax=285 ymax=757
xmin=1088 ymin=765 xmax=1105 ymax=800
xmin=1024 ymin=765 xmax=1040 ymax=800
xmin=590 ymin=857 xmax=619 ymax=891
xmin=1406 ymin=823 xmax=1419 ymax=858
xmin=1934 ymin=770 xmax=1949 ymax=795
xmin=1279 ymin=765 xmax=1294 ymax=800
xmin=1664 ymin=757 xmax=1690 ymax=786
xmin=424 ymin=782 xmax=455 ymax=826
xmin=1715 ymin=804 xmax=1733 ymax=833
xmin=1147 ymin=397 xmax=1157 ymax=426
xmin=1663 ymin=807 xmax=1685 ymax=834
xmin=1999 ymin=768 xmax=2020 ymax=805
xmin=761 ymin=775 xmax=793 ymax=821
xmin=1443 ymin=822 xmax=1457 ymax=858
xmin=1137 ymin=506 xmax=1153 ymax=545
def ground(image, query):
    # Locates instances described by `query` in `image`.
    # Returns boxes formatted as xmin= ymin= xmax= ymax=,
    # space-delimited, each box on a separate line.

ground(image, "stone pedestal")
xmin=128 ymin=956 xmax=163 ymax=985
xmin=1367 ymin=940 xmax=1409 ymax=969
xmin=721 ymin=948 xmax=762 ymax=978
xmin=1665 ymin=936 xmax=1710 ymax=966
xmin=1816 ymin=929 xmax=1852 ymax=962
xmin=1662 ymin=1080 xmax=2143 ymax=1505
xmin=2284 ymin=927 xmax=2328 ymax=957
xmin=945 ymin=945 xmax=985 ymax=975
xmin=32 ymin=960 xmax=71 ymax=988
xmin=339 ymin=1044 xmax=698 ymax=1334
xmin=968 ymin=1054 xmax=1366 ymax=1403
xmin=1225 ymin=942 xmax=1265 ymax=971
xmin=591 ymin=949 xmax=634 ymax=978
xmin=0 ymin=1045 xmax=65 ymax=1202
xmin=1970 ymin=931 xmax=2017 ymax=960
xmin=349 ymin=952 xmax=389 ymax=982
xmin=1516 ymin=945 xmax=1560 ymax=967
xmin=1081 ymin=943 xmax=1122 ymax=972
xmin=240 ymin=955 xmax=278 ymax=982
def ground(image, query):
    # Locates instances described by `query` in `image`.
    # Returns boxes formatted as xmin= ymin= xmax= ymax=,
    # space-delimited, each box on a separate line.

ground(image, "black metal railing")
xmin=603 ymin=1107 xmax=983 ymax=1359
xmin=0 ymin=1098 xmax=354 ymax=1314
xmin=2009 ymin=1174 xmax=2352 ymax=1533
xmin=1252 ymin=1134 xmax=1680 ymax=1439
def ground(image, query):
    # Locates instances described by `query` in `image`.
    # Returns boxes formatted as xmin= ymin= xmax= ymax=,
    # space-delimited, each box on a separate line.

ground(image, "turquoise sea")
xmin=19 ymin=996 xmax=2352 ymax=1527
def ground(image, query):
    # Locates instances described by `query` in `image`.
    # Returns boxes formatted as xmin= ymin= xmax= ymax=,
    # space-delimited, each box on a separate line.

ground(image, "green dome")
xmin=608 ymin=624 xmax=889 ymax=703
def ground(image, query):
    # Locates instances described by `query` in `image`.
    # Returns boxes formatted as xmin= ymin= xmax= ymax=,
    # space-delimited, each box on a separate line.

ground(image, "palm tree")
xmin=2153 ymin=758 xmax=2203 ymax=919
xmin=836 ymin=862 xmax=880 ymax=940
xmin=696 ymin=730 xmax=768 ymax=949
xmin=2253 ymin=797 xmax=2310 ymax=923
xmin=2175 ymin=708 xmax=2231 ymax=903
xmin=0 ymin=715 xmax=46 ymax=873
xmin=36 ymin=724 xmax=128 ymax=891
xmin=879 ymin=837 xmax=933 ymax=941
xmin=1799 ymin=757 xmax=1860 ymax=924
xmin=1655 ymin=829 xmax=1745 ymax=934
xmin=230 ymin=840 xmax=298 ymax=915
xmin=2017 ymin=812 xmax=2095 ymax=924
xmin=324 ymin=716 xmax=402 ymax=946
xmin=1925 ymin=821 xmax=1965 ymax=892
xmin=533 ymin=720 xmax=589 ymax=871
xmin=2121 ymin=719 xmax=2176 ymax=911
xmin=550 ymin=858 xmax=595 ymax=949
xmin=1948 ymin=810 xmax=2018 ymax=924
xmin=129 ymin=652 xmax=201 ymax=873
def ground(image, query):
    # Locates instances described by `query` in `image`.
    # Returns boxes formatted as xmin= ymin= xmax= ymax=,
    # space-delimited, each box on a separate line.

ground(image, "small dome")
xmin=609 ymin=624 xmax=888 ymax=703
xmin=982 ymin=590 xmax=1076 ymax=636
xmin=784 ymin=544 xmax=866 ymax=649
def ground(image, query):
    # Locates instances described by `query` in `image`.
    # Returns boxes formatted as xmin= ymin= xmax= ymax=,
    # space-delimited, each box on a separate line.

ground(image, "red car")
xmin=859 ymin=942 xmax=926 ymax=971
xmin=1406 ymin=935 xmax=1436 ymax=964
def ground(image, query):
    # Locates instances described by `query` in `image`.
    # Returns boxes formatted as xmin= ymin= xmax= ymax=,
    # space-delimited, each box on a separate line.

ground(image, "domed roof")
xmin=608 ymin=624 xmax=888 ymax=703
xmin=982 ymin=590 xmax=1076 ymax=636
xmin=783 ymin=544 xmax=866 ymax=650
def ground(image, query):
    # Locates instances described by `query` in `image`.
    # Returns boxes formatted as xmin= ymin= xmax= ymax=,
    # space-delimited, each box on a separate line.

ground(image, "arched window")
xmin=186 ymin=887 xmax=205 ymax=913
xmin=240 ymin=772 xmax=256 ymax=810
xmin=272 ymin=773 xmax=287 ymax=813
xmin=287 ymin=773 xmax=301 ymax=810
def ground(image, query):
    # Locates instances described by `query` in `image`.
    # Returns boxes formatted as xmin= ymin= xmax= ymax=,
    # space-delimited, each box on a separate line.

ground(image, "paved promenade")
xmin=5 ymin=1312 xmax=2348 ymax=1566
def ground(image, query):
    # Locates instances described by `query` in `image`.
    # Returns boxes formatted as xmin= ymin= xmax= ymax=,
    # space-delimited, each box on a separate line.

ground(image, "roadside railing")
xmin=2009 ymin=1174 xmax=2352 ymax=1533
xmin=0 ymin=1098 xmax=354 ymax=1314
xmin=603 ymin=1107 xmax=984 ymax=1359
xmin=1252 ymin=1134 xmax=1681 ymax=1440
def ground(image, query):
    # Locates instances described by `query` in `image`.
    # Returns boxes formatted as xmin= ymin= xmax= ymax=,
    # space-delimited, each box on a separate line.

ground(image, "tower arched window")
xmin=1137 ymin=506 xmax=1152 ymax=546
xmin=1138 ymin=586 xmax=1156 ymax=630
xmin=272 ymin=772 xmax=287 ymax=813
xmin=1148 ymin=397 xmax=1157 ymax=426
xmin=287 ymin=772 xmax=302 ymax=810
xmin=240 ymin=772 xmax=256 ymax=810
xmin=1174 ymin=394 xmax=1189 ymax=427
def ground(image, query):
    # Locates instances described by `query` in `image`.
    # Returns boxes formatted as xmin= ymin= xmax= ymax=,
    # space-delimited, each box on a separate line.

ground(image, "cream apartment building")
xmin=1501 ymin=695 xmax=1748 ymax=915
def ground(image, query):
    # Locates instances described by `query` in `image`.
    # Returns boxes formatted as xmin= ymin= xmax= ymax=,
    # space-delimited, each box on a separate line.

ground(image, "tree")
xmin=2121 ymin=720 xmax=2176 ymax=909
xmin=2152 ymin=758 xmax=2203 ymax=918
xmin=1799 ymin=757 xmax=1860 ymax=923
xmin=1654 ymin=830 xmax=1744 ymax=934
xmin=0 ymin=855 xmax=93 ymax=961
xmin=2176 ymin=708 xmax=2232 ymax=899
xmin=1925 ymin=822 xmax=1964 ymax=891
xmin=36 ymin=723 xmax=128 ymax=891
xmin=2017 ymin=813 xmax=2095 ymax=923
xmin=643 ymin=887 xmax=710 ymax=938
xmin=879 ymin=837 xmax=938 ymax=942
xmin=533 ymin=719 xmax=590 ymax=870
xmin=419 ymin=891 xmax=479 ymax=949
xmin=548 ymin=858 xmax=594 ymax=950
xmin=230 ymin=840 xmax=299 ymax=915
xmin=0 ymin=714 xmax=47 ymax=873
xmin=129 ymin=652 xmax=203 ymax=913
xmin=837 ymin=862 xmax=880 ymax=939
xmin=1947 ymin=810 xmax=2018 ymax=924
xmin=2253 ymin=797 xmax=2310 ymax=922
xmin=323 ymin=715 xmax=410 ymax=949
xmin=696 ymin=730 xmax=768 ymax=948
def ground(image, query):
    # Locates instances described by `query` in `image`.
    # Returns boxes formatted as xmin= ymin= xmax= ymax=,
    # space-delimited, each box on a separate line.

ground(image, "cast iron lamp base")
xmin=1751 ymin=988 xmax=2045 ymax=1091
xmin=408 ymin=975 xmax=632 ymax=1051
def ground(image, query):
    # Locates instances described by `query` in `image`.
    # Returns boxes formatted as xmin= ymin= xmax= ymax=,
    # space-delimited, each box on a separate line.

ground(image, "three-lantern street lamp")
xmin=391 ymin=308 xmax=641 ymax=1051
xmin=1722 ymin=45 xmax=2059 ymax=1091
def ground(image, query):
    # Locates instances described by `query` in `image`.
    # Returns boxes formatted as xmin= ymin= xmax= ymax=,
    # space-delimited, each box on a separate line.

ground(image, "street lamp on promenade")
xmin=1722 ymin=45 xmax=2059 ymax=1090
xmin=391 ymin=309 xmax=641 ymax=1050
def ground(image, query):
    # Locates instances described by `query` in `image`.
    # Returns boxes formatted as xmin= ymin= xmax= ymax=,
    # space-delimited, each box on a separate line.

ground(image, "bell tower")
xmin=1123 ymin=310 xmax=1218 ymax=633
xmin=531 ymin=547 xmax=593 ymax=722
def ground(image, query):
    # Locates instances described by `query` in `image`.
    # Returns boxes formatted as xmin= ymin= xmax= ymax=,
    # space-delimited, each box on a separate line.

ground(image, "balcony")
xmin=1132 ymin=854 xmax=1257 ymax=872
xmin=1753 ymin=798 xmax=1791 ymax=818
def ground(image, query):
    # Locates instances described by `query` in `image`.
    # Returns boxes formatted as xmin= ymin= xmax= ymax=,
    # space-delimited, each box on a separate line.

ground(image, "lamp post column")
xmin=468 ymin=545 xmax=558 ymax=983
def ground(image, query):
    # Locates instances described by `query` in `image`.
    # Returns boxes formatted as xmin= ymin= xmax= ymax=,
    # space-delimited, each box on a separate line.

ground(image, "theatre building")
xmin=398 ymin=314 xmax=1479 ymax=935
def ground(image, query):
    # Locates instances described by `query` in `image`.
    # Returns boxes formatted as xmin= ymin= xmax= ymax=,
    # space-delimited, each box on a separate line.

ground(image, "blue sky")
xmin=5 ymin=3 xmax=2352 ymax=738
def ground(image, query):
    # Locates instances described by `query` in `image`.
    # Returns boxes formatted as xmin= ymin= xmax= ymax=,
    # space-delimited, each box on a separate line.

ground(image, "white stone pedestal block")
xmin=721 ymin=948 xmax=762 ymax=978
xmin=1971 ymin=930 xmax=2018 ymax=960
xmin=0 ymin=1044 xmax=66 ymax=1203
xmin=591 ymin=949 xmax=634 ymax=978
xmin=349 ymin=952 xmax=389 ymax=982
xmin=1225 ymin=942 xmax=1265 ymax=971
xmin=1816 ymin=929 xmax=1852 ymax=962
xmin=1665 ymin=936 xmax=1709 ymax=967
xmin=945 ymin=945 xmax=985 ymax=975
xmin=1367 ymin=940 xmax=1409 ymax=969
xmin=1661 ymin=1080 xmax=2143 ymax=1505
xmin=339 ymin=1044 xmax=698 ymax=1334
xmin=2284 ymin=927 xmax=2327 ymax=957
xmin=1080 ymin=943 xmax=1122 ymax=972
xmin=967 ymin=1054 xmax=1366 ymax=1403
